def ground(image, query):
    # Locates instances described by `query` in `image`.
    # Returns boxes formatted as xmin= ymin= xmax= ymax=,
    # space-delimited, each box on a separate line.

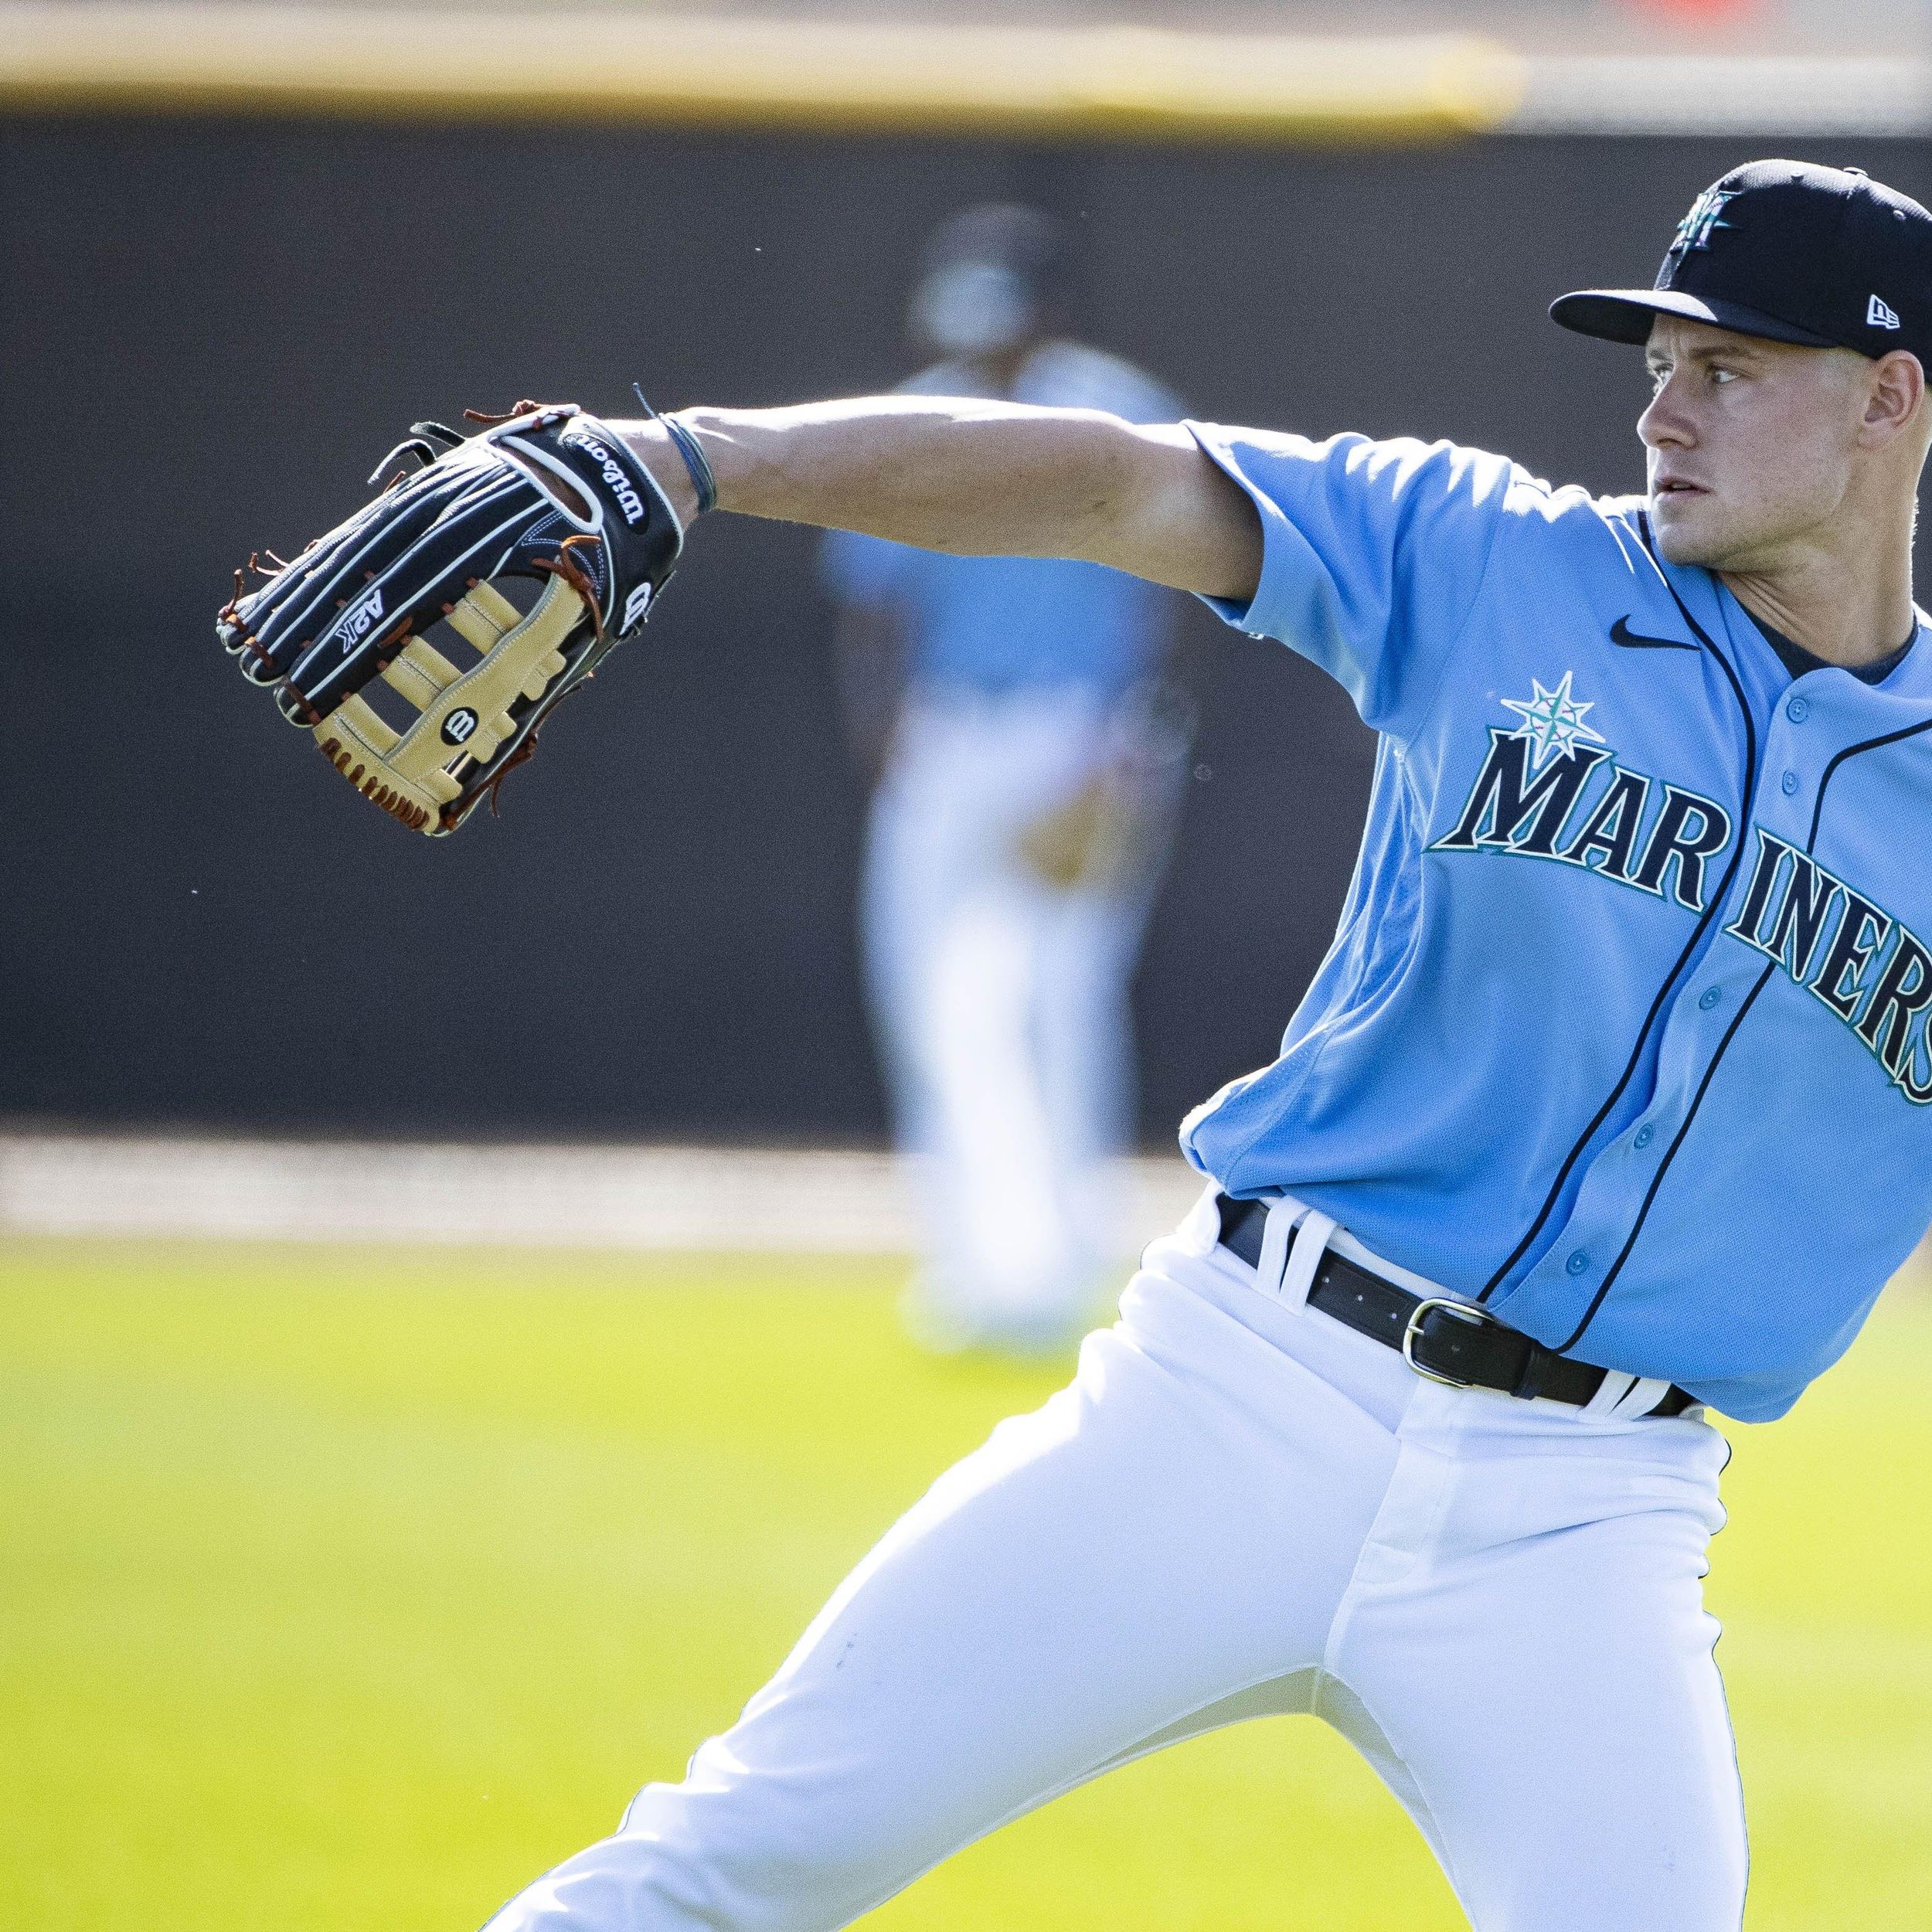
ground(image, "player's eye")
xmin=1709 ymin=365 xmax=1740 ymax=385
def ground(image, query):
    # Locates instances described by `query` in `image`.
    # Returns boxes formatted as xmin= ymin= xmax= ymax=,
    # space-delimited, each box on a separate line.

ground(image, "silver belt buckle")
xmin=1400 ymin=1295 xmax=1500 ymax=1389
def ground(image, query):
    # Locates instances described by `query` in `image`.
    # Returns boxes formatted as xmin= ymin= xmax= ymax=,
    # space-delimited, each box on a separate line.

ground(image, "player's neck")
xmin=961 ymin=340 xmax=1042 ymax=398
xmin=1716 ymin=506 xmax=1916 ymax=671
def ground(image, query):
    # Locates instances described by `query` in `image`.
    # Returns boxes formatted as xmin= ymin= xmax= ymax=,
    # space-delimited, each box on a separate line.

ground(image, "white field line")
xmin=0 ymin=1131 xmax=1209 ymax=1256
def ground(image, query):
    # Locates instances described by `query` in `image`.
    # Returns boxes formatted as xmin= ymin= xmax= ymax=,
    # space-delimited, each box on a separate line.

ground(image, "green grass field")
xmin=4 ymin=1236 xmax=1930 ymax=1930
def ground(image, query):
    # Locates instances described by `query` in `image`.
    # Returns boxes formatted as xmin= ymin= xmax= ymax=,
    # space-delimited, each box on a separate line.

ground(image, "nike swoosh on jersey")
xmin=1609 ymin=615 xmax=1697 ymax=652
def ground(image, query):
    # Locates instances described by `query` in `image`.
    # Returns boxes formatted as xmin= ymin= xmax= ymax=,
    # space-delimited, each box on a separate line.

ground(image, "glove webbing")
xmin=314 ymin=574 xmax=581 ymax=832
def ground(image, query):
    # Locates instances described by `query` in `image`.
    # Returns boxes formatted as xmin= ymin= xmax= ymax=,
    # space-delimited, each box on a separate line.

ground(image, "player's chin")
xmin=1647 ymin=486 xmax=1730 ymax=566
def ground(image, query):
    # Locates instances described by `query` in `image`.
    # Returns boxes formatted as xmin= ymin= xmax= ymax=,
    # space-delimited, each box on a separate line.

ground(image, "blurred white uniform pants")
xmin=484 ymin=1191 xmax=1747 ymax=1932
xmin=862 ymin=688 xmax=1169 ymax=1346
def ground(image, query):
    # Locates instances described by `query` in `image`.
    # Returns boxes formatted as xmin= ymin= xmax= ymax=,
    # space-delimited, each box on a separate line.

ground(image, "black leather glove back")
xmin=217 ymin=402 xmax=682 ymax=835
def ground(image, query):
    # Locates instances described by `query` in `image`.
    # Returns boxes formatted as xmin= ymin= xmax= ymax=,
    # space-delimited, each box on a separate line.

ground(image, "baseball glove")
xmin=216 ymin=402 xmax=682 ymax=835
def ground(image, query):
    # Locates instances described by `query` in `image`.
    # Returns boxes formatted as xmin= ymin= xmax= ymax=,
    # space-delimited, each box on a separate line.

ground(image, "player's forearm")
xmin=614 ymin=399 xmax=1260 ymax=600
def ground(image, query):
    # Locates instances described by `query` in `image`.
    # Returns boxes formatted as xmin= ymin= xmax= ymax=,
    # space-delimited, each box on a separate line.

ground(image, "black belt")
xmin=1216 ymin=1196 xmax=1696 ymax=1417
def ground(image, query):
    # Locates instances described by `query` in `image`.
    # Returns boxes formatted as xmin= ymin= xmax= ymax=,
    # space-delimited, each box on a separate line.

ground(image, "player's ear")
xmin=1859 ymin=349 xmax=1924 ymax=447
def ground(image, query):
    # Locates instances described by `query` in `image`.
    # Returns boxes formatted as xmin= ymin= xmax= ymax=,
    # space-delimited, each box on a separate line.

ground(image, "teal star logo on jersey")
xmin=1669 ymin=186 xmax=1736 ymax=258
xmin=1500 ymin=672 xmax=1607 ymax=771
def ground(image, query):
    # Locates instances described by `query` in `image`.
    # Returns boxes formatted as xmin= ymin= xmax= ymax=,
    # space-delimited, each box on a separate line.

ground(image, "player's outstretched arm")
xmin=613 ymin=399 xmax=1263 ymax=602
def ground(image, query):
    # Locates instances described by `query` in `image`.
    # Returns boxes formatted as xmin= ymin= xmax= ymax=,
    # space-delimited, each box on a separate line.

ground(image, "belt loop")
xmin=1280 ymin=1210 xmax=1337 ymax=1311
xmin=1614 ymin=1375 xmax=1672 ymax=1419
xmin=1579 ymin=1369 xmax=1638 ymax=1420
xmin=1255 ymin=1196 xmax=1305 ymax=1298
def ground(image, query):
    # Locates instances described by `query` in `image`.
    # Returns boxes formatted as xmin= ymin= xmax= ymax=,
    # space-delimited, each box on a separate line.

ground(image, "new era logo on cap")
xmin=1869 ymin=293 xmax=1901 ymax=329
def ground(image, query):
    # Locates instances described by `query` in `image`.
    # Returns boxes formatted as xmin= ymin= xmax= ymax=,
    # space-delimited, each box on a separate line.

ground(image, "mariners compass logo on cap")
xmin=1550 ymin=159 xmax=1932 ymax=365
xmin=1668 ymin=185 xmax=1737 ymax=261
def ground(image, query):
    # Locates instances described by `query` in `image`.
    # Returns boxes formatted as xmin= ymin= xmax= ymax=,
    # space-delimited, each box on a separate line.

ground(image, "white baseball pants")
xmin=862 ymin=689 xmax=1171 ymax=1344
xmin=484 ymin=1190 xmax=1747 ymax=1932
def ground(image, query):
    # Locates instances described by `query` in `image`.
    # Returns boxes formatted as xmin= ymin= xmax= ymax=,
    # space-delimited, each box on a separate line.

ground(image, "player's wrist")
xmin=614 ymin=419 xmax=705 ymax=530
xmin=661 ymin=412 xmax=718 ymax=517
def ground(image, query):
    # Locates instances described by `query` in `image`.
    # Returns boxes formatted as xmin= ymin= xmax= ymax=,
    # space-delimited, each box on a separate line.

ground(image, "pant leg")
xmin=923 ymin=879 xmax=1071 ymax=1313
xmin=1328 ymin=1393 xmax=1746 ymax=1932
xmin=1032 ymin=883 xmax=1144 ymax=1297
xmin=862 ymin=703 xmax=1066 ymax=1330
xmin=864 ymin=696 xmax=1124 ymax=1342
xmin=481 ymin=1251 xmax=1403 ymax=1932
xmin=1030 ymin=717 xmax=1183 ymax=1243
xmin=856 ymin=710 xmax=952 ymax=1180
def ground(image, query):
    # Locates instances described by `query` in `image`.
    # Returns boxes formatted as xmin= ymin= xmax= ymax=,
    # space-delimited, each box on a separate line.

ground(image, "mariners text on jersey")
xmin=1182 ymin=423 xmax=1932 ymax=1420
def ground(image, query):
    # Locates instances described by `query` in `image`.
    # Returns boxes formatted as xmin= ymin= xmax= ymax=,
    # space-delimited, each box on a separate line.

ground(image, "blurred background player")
xmin=821 ymin=204 xmax=1189 ymax=1355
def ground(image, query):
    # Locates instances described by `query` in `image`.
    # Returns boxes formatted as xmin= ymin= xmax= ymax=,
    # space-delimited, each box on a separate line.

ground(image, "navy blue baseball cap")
xmin=1552 ymin=159 xmax=1932 ymax=364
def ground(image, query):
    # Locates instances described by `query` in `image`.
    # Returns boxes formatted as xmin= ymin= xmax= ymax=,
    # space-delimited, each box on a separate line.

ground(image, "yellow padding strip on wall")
xmin=0 ymin=5 xmax=1524 ymax=141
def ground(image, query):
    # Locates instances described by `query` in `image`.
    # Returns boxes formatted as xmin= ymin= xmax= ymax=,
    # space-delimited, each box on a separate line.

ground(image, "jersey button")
xmin=1787 ymin=695 xmax=1811 ymax=722
xmin=1634 ymin=1124 xmax=1655 ymax=1149
xmin=1699 ymin=986 xmax=1723 ymax=1010
xmin=1781 ymin=770 xmax=1800 ymax=795
xmin=1566 ymin=1250 xmax=1590 ymax=1276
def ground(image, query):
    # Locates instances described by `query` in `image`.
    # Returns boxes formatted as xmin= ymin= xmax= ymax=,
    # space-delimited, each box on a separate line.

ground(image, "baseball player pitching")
xmin=461 ymin=158 xmax=1930 ymax=1929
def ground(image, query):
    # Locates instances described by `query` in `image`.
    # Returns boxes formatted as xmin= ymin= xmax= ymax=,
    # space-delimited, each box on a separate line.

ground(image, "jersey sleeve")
xmin=1087 ymin=359 xmax=1182 ymax=429
xmin=1119 ymin=372 xmax=1183 ymax=427
xmin=818 ymin=526 xmax=917 ymax=611
xmin=1186 ymin=423 xmax=1519 ymax=739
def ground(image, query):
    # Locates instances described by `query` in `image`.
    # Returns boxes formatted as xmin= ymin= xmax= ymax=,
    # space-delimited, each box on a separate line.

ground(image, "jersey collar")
xmin=1620 ymin=498 xmax=1932 ymax=708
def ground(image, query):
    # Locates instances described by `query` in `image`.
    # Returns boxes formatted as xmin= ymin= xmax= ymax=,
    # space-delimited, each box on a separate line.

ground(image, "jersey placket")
xmin=1494 ymin=673 xmax=1862 ymax=1354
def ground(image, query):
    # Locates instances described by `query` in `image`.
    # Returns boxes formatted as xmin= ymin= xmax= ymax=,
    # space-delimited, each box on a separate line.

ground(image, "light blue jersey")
xmin=1186 ymin=423 xmax=1932 ymax=1420
xmin=821 ymin=342 xmax=1179 ymax=701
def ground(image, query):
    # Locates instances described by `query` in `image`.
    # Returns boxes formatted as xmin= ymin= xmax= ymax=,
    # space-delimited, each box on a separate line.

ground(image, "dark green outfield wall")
xmin=9 ymin=120 xmax=1928 ymax=1141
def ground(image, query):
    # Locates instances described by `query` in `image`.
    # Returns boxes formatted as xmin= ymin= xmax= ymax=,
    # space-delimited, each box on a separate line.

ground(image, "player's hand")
xmin=216 ymin=402 xmax=685 ymax=835
xmin=617 ymin=418 xmax=704 ymax=530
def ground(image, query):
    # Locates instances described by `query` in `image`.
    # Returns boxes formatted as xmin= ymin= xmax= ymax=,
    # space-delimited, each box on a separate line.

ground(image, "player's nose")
xmin=1637 ymin=376 xmax=1695 ymax=451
